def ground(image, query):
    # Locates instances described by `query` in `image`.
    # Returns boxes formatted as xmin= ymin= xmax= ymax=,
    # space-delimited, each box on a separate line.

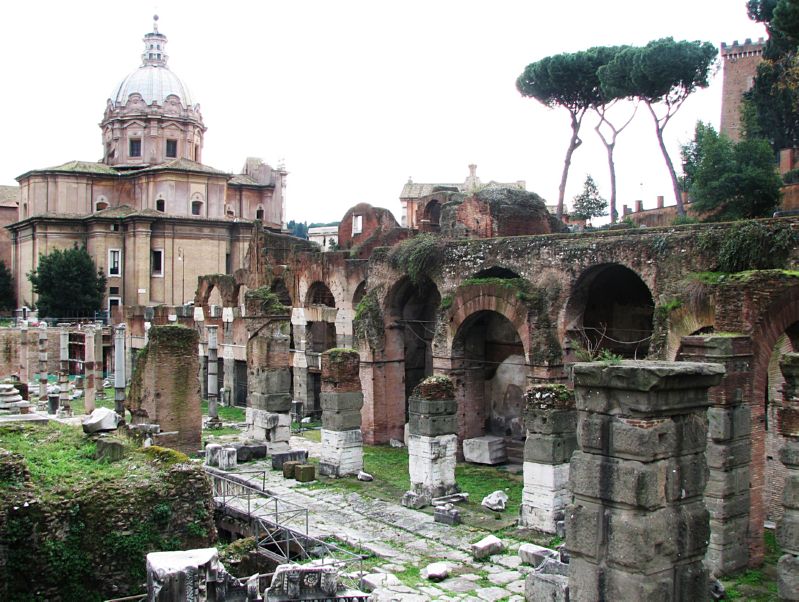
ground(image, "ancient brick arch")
xmin=443 ymin=283 xmax=531 ymax=359
xmin=195 ymin=274 xmax=242 ymax=307
xmin=747 ymin=283 xmax=799 ymax=560
xmin=352 ymin=280 xmax=367 ymax=306
xmin=562 ymin=262 xmax=655 ymax=358
xmin=305 ymin=281 xmax=336 ymax=308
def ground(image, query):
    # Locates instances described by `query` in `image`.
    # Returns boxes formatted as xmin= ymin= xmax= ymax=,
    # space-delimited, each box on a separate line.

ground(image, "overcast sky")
xmin=1 ymin=1 xmax=766 ymax=224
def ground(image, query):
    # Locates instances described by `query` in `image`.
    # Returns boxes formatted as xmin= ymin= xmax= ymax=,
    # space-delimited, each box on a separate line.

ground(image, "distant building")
xmin=8 ymin=17 xmax=286 ymax=312
xmin=400 ymin=164 xmax=525 ymax=229
xmin=308 ymin=226 xmax=339 ymax=251
xmin=720 ymin=38 xmax=766 ymax=142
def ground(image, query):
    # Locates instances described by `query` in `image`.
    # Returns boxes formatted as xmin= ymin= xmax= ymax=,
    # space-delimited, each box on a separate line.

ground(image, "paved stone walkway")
xmin=228 ymin=434 xmax=532 ymax=601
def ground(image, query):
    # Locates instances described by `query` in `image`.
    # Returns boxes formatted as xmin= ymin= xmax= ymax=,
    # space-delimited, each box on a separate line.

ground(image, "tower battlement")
xmin=721 ymin=37 xmax=766 ymax=60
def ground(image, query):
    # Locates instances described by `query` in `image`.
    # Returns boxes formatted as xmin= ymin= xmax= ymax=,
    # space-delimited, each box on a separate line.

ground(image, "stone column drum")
xmin=679 ymin=335 xmax=752 ymax=575
xmin=566 ymin=361 xmax=724 ymax=602
xmin=519 ymin=384 xmax=577 ymax=534
xmin=402 ymin=375 xmax=459 ymax=508
xmin=778 ymin=353 xmax=799 ymax=600
xmin=83 ymin=325 xmax=98 ymax=414
xmin=319 ymin=348 xmax=364 ymax=477
xmin=222 ymin=307 xmax=235 ymax=406
xmin=246 ymin=319 xmax=292 ymax=454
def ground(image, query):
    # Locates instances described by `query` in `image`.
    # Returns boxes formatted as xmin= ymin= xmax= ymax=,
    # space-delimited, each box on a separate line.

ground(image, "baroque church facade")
xmin=9 ymin=17 xmax=286 ymax=312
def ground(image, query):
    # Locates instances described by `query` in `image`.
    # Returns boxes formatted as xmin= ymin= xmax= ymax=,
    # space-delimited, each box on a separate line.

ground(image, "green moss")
xmin=138 ymin=445 xmax=189 ymax=466
xmin=354 ymin=289 xmax=383 ymax=346
xmin=439 ymin=294 xmax=453 ymax=310
xmin=654 ymin=298 xmax=683 ymax=321
xmin=326 ymin=347 xmax=359 ymax=361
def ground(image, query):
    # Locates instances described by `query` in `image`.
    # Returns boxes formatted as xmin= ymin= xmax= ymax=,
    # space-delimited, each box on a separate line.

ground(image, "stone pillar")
xmin=401 ymin=375 xmax=458 ymax=508
xmin=128 ymin=325 xmax=202 ymax=454
xmin=37 ymin=324 xmax=48 ymax=411
xmin=679 ymin=335 xmax=752 ymax=575
xmin=83 ymin=326 xmax=97 ymax=414
xmin=94 ymin=327 xmax=105 ymax=400
xmin=565 ymin=361 xmax=723 ymax=602
xmin=222 ymin=307 xmax=235 ymax=407
xmin=319 ymin=348 xmax=364 ymax=477
xmin=245 ymin=318 xmax=292 ymax=453
xmin=18 ymin=321 xmax=28 ymax=385
xmin=778 ymin=354 xmax=799 ymax=600
xmin=206 ymin=325 xmax=220 ymax=427
xmin=519 ymin=384 xmax=576 ymax=534
xmin=114 ymin=324 xmax=126 ymax=422
xmin=194 ymin=306 xmax=206 ymax=400
xmin=57 ymin=327 xmax=71 ymax=417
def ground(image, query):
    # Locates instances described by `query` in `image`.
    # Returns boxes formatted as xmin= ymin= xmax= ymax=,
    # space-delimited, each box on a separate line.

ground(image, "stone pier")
xmin=319 ymin=348 xmax=364 ymax=477
xmin=564 ymin=361 xmax=723 ymax=602
xmin=778 ymin=353 xmax=799 ymax=601
xmin=57 ymin=327 xmax=71 ymax=417
xmin=679 ymin=335 xmax=752 ymax=575
xmin=519 ymin=384 xmax=576 ymax=534
xmin=128 ymin=325 xmax=202 ymax=454
xmin=244 ymin=294 xmax=292 ymax=454
xmin=206 ymin=325 xmax=220 ymax=427
xmin=37 ymin=324 xmax=48 ymax=411
xmin=114 ymin=324 xmax=127 ymax=422
xmin=222 ymin=307 xmax=235 ymax=406
xmin=402 ymin=375 xmax=458 ymax=508
xmin=83 ymin=326 xmax=100 ymax=414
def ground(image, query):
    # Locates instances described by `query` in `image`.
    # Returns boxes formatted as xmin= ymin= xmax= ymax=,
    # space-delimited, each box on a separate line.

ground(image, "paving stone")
xmin=495 ymin=555 xmax=523 ymax=569
xmin=506 ymin=579 xmax=526 ymax=594
xmin=487 ymin=570 xmax=521 ymax=585
xmin=439 ymin=577 xmax=481 ymax=593
xmin=475 ymin=586 xmax=512 ymax=601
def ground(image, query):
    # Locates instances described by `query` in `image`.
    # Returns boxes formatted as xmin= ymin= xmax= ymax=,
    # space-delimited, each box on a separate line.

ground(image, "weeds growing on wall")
xmin=387 ymin=234 xmax=445 ymax=287
xmin=245 ymin=287 xmax=287 ymax=313
xmin=698 ymin=221 xmax=798 ymax=273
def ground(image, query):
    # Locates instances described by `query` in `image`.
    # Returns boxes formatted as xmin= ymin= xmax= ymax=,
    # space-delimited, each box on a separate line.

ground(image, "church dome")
xmin=111 ymin=65 xmax=193 ymax=108
xmin=108 ymin=16 xmax=194 ymax=109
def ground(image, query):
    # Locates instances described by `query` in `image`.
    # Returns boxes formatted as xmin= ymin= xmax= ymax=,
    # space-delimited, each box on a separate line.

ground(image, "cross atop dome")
xmin=141 ymin=15 xmax=168 ymax=67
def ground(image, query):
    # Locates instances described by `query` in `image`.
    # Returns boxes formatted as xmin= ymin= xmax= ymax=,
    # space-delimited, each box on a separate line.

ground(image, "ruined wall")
xmin=0 ymin=445 xmax=214 ymax=601
xmin=128 ymin=325 xmax=202 ymax=454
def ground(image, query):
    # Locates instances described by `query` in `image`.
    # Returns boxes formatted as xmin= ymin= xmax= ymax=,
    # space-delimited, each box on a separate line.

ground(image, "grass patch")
xmin=721 ymin=529 xmax=780 ymax=601
xmin=203 ymin=426 xmax=242 ymax=437
xmin=299 ymin=429 xmax=322 ymax=443
xmin=0 ymin=423 xmax=158 ymax=494
xmin=201 ymin=400 xmax=246 ymax=422
xmin=395 ymin=564 xmax=422 ymax=587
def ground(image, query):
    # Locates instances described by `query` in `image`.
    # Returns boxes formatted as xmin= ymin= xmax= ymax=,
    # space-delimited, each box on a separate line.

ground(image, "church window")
xmin=151 ymin=249 xmax=164 ymax=277
xmin=191 ymin=200 xmax=203 ymax=216
xmin=108 ymin=249 xmax=121 ymax=276
xmin=166 ymin=139 xmax=177 ymax=158
xmin=256 ymin=208 xmax=264 ymax=220
xmin=156 ymin=199 xmax=165 ymax=212
xmin=352 ymin=214 xmax=363 ymax=235
xmin=129 ymin=139 xmax=141 ymax=158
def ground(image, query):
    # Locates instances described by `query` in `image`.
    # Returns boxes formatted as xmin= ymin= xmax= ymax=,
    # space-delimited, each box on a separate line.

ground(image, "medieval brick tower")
xmin=719 ymin=38 xmax=766 ymax=141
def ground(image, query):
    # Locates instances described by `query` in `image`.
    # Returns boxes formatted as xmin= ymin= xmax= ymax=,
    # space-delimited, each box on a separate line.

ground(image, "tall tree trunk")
xmin=557 ymin=110 xmax=584 ymax=220
xmin=595 ymin=103 xmax=637 ymax=224
xmin=647 ymin=102 xmax=685 ymax=216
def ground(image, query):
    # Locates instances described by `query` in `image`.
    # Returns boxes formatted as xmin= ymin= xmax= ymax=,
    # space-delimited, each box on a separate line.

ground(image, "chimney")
xmin=635 ymin=200 xmax=643 ymax=213
xmin=622 ymin=204 xmax=629 ymax=215
xmin=657 ymin=195 xmax=664 ymax=209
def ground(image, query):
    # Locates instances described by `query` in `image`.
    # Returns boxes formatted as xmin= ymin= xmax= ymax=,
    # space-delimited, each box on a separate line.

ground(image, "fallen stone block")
xmin=482 ymin=490 xmax=509 ymax=512
xmin=360 ymin=573 xmax=401 ymax=592
xmin=283 ymin=460 xmax=301 ymax=479
xmin=82 ymin=407 xmax=119 ymax=433
xmin=518 ymin=543 xmax=557 ymax=567
xmin=295 ymin=464 xmax=316 ymax=482
xmin=421 ymin=562 xmax=450 ymax=582
xmin=538 ymin=557 xmax=569 ymax=576
xmin=471 ymin=534 xmax=504 ymax=559
xmin=432 ymin=492 xmax=469 ymax=506
xmin=218 ymin=447 xmax=237 ymax=470
xmin=205 ymin=443 xmax=222 ymax=467
xmin=233 ymin=442 xmax=267 ymax=463
xmin=390 ymin=438 xmax=405 ymax=448
xmin=463 ymin=435 xmax=507 ymax=465
xmin=95 ymin=438 xmax=126 ymax=462
xmin=271 ymin=449 xmax=308 ymax=470
xmin=401 ymin=491 xmax=430 ymax=509
xmin=434 ymin=504 xmax=461 ymax=525
xmin=525 ymin=572 xmax=569 ymax=602
xmin=358 ymin=470 xmax=373 ymax=481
